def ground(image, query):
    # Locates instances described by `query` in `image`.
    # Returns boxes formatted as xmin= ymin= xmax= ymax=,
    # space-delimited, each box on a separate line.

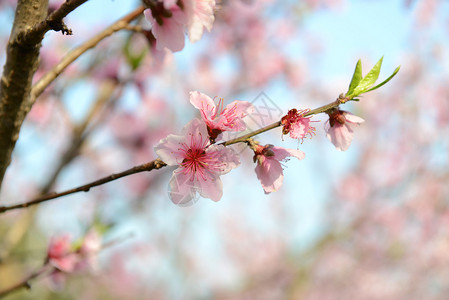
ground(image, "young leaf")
xmin=347 ymin=59 xmax=363 ymax=97
xmin=352 ymin=56 xmax=383 ymax=96
xmin=365 ymin=65 xmax=401 ymax=93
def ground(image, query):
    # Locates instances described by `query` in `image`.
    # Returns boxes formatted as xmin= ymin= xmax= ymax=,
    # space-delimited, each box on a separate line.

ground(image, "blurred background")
xmin=1 ymin=0 xmax=449 ymax=299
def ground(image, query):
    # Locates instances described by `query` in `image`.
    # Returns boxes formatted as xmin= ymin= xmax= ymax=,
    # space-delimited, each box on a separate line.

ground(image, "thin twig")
xmin=31 ymin=5 xmax=145 ymax=100
xmin=0 ymin=159 xmax=167 ymax=213
xmin=222 ymin=97 xmax=343 ymax=146
xmin=0 ymin=96 xmax=345 ymax=214
xmin=19 ymin=0 xmax=89 ymax=45
xmin=0 ymin=264 xmax=52 ymax=298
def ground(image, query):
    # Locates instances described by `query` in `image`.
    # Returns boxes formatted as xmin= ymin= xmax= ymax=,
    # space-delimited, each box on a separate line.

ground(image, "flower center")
xmin=181 ymin=148 xmax=206 ymax=173
xmin=178 ymin=132 xmax=220 ymax=181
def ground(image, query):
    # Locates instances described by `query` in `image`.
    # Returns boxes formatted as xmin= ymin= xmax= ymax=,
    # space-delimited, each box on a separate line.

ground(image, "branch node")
xmin=47 ymin=19 xmax=73 ymax=35
xmin=154 ymin=159 xmax=166 ymax=169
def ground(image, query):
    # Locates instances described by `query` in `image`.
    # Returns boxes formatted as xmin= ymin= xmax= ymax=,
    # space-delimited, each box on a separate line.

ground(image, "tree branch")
xmin=20 ymin=0 xmax=89 ymax=45
xmin=0 ymin=0 xmax=49 ymax=192
xmin=31 ymin=5 xmax=145 ymax=100
xmin=0 ymin=264 xmax=52 ymax=298
xmin=222 ymin=96 xmax=344 ymax=146
xmin=0 ymin=94 xmax=348 ymax=213
xmin=0 ymin=159 xmax=167 ymax=213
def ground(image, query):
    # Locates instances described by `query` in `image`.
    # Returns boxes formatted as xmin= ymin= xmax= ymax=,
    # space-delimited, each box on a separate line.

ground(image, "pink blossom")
xmin=46 ymin=230 xmax=102 ymax=282
xmin=253 ymin=144 xmax=305 ymax=194
xmin=144 ymin=3 xmax=187 ymax=52
xmin=184 ymin=0 xmax=216 ymax=43
xmin=324 ymin=109 xmax=365 ymax=151
xmin=77 ymin=230 xmax=102 ymax=271
xmin=189 ymin=91 xmax=254 ymax=141
xmin=154 ymin=118 xmax=240 ymax=206
xmin=281 ymin=108 xmax=316 ymax=140
xmin=47 ymin=235 xmax=78 ymax=273
xmin=144 ymin=0 xmax=215 ymax=52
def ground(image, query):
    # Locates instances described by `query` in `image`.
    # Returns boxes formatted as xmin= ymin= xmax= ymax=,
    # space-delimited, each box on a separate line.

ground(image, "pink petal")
xmin=189 ymin=91 xmax=216 ymax=121
xmin=197 ymin=173 xmax=223 ymax=202
xmin=221 ymin=100 xmax=255 ymax=131
xmin=271 ymin=146 xmax=305 ymax=161
xmin=144 ymin=10 xmax=186 ymax=52
xmin=168 ymin=171 xmax=199 ymax=206
xmin=183 ymin=118 xmax=210 ymax=138
xmin=50 ymin=254 xmax=79 ymax=272
xmin=154 ymin=134 xmax=186 ymax=165
xmin=163 ymin=0 xmax=177 ymax=9
xmin=207 ymin=144 xmax=240 ymax=174
xmin=325 ymin=122 xmax=354 ymax=151
xmin=187 ymin=0 xmax=215 ymax=42
xmin=255 ymin=159 xmax=284 ymax=194
xmin=344 ymin=112 xmax=365 ymax=124
xmin=80 ymin=230 xmax=101 ymax=256
xmin=289 ymin=118 xmax=310 ymax=139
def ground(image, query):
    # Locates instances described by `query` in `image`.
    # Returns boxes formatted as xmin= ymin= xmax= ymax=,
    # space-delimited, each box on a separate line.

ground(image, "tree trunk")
xmin=0 ymin=0 xmax=48 ymax=192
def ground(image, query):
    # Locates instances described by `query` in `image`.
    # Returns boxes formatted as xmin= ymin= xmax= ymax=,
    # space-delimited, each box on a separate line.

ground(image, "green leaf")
xmin=364 ymin=65 xmax=401 ymax=93
xmin=123 ymin=35 xmax=147 ymax=70
xmin=347 ymin=59 xmax=363 ymax=97
xmin=352 ymin=56 xmax=383 ymax=96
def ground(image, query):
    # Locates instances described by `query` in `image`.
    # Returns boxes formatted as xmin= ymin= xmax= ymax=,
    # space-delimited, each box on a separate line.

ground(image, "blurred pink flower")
xmin=78 ymin=230 xmax=102 ymax=271
xmin=46 ymin=230 xmax=102 ymax=288
xmin=253 ymin=144 xmax=305 ymax=194
xmin=144 ymin=2 xmax=186 ymax=52
xmin=184 ymin=0 xmax=216 ymax=43
xmin=154 ymin=118 xmax=240 ymax=205
xmin=325 ymin=109 xmax=364 ymax=151
xmin=281 ymin=108 xmax=315 ymax=140
xmin=144 ymin=0 xmax=215 ymax=52
xmin=189 ymin=91 xmax=254 ymax=141
xmin=47 ymin=235 xmax=78 ymax=273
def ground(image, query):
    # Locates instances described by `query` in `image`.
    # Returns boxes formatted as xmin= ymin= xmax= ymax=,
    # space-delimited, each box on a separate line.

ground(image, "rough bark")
xmin=0 ymin=0 xmax=48 ymax=192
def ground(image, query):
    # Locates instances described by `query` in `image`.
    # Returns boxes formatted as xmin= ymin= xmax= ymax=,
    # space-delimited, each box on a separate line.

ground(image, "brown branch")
xmin=222 ymin=96 xmax=344 ymax=146
xmin=0 ymin=159 xmax=167 ymax=214
xmin=0 ymin=94 xmax=345 ymax=214
xmin=0 ymin=264 xmax=52 ymax=298
xmin=20 ymin=0 xmax=89 ymax=45
xmin=31 ymin=5 xmax=145 ymax=100
xmin=0 ymin=0 xmax=48 ymax=192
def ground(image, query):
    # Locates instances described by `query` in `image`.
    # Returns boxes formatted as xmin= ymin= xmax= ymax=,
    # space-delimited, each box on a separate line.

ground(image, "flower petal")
xmin=187 ymin=0 xmax=215 ymax=42
xmin=271 ymin=146 xmax=305 ymax=161
xmin=206 ymin=144 xmax=240 ymax=174
xmin=145 ymin=9 xmax=186 ymax=52
xmin=326 ymin=123 xmax=354 ymax=151
xmin=221 ymin=100 xmax=255 ymax=131
xmin=189 ymin=91 xmax=216 ymax=122
xmin=344 ymin=111 xmax=365 ymax=124
xmin=197 ymin=174 xmax=223 ymax=202
xmin=168 ymin=171 xmax=200 ymax=206
xmin=154 ymin=134 xmax=186 ymax=165
xmin=255 ymin=159 xmax=284 ymax=194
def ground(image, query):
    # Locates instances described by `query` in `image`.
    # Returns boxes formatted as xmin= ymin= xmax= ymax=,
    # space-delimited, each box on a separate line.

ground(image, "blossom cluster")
xmin=46 ymin=230 xmax=102 ymax=288
xmin=154 ymin=91 xmax=365 ymax=206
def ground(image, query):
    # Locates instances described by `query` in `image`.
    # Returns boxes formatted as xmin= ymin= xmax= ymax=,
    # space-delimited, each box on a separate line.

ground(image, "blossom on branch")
xmin=324 ymin=108 xmax=365 ymax=151
xmin=46 ymin=230 xmax=102 ymax=288
xmin=154 ymin=118 xmax=240 ymax=206
xmin=253 ymin=144 xmax=305 ymax=194
xmin=144 ymin=0 xmax=215 ymax=52
xmin=190 ymin=91 xmax=254 ymax=142
xmin=281 ymin=108 xmax=316 ymax=141
xmin=47 ymin=235 xmax=78 ymax=273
